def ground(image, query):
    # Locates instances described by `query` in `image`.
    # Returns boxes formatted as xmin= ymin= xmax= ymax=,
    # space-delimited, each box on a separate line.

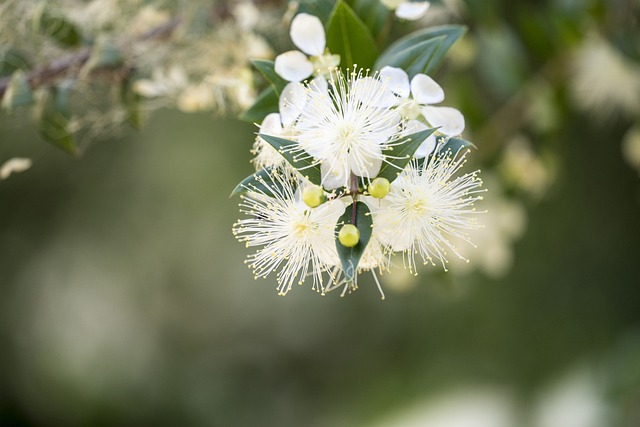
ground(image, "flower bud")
xmin=368 ymin=177 xmax=391 ymax=199
xmin=302 ymin=184 xmax=326 ymax=208
xmin=338 ymin=224 xmax=360 ymax=247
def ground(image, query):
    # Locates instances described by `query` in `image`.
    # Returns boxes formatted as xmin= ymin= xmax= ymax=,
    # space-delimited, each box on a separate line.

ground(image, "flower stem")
xmin=350 ymin=173 xmax=358 ymax=225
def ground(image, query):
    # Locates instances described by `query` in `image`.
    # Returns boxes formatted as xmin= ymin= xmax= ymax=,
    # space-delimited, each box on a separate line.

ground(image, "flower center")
xmin=397 ymin=99 xmax=422 ymax=120
xmin=336 ymin=122 xmax=359 ymax=151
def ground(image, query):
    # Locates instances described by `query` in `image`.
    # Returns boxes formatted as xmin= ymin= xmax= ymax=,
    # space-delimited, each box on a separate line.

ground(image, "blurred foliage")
xmin=1 ymin=0 xmax=640 ymax=426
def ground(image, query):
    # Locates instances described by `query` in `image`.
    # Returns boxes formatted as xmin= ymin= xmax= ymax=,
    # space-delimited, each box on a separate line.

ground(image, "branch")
xmin=0 ymin=18 xmax=181 ymax=98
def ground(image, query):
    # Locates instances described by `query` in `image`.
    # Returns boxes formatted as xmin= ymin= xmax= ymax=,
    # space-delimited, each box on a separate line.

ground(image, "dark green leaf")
xmin=1 ymin=71 xmax=33 ymax=110
xmin=230 ymin=168 xmax=296 ymax=198
xmin=0 ymin=49 xmax=31 ymax=77
xmin=35 ymin=83 xmax=78 ymax=155
xmin=326 ymin=0 xmax=378 ymax=70
xmin=374 ymin=25 xmax=466 ymax=76
xmin=37 ymin=12 xmax=82 ymax=48
xmin=335 ymin=201 xmax=373 ymax=282
xmin=239 ymin=87 xmax=279 ymax=123
xmin=250 ymin=60 xmax=288 ymax=97
xmin=436 ymin=135 xmax=476 ymax=154
xmin=258 ymin=134 xmax=323 ymax=185
xmin=297 ymin=0 xmax=336 ymax=22
xmin=350 ymin=0 xmax=391 ymax=37
xmin=376 ymin=128 xmax=437 ymax=183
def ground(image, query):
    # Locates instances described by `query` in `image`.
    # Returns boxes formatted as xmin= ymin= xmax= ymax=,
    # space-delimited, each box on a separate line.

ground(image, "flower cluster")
xmin=233 ymin=11 xmax=484 ymax=298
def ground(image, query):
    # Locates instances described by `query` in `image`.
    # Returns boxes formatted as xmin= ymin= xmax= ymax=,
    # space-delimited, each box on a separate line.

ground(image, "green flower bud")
xmin=338 ymin=224 xmax=360 ymax=247
xmin=302 ymin=185 xmax=326 ymax=208
xmin=368 ymin=177 xmax=391 ymax=199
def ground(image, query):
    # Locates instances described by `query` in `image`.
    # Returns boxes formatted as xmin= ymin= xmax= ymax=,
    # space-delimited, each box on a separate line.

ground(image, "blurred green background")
xmin=2 ymin=0 xmax=640 ymax=426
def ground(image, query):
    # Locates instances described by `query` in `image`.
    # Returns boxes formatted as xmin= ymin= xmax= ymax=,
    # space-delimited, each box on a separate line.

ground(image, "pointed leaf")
xmin=350 ymin=0 xmax=391 ymax=37
xmin=258 ymin=134 xmax=323 ymax=185
xmin=231 ymin=168 xmax=298 ymax=198
xmin=335 ymin=201 xmax=373 ymax=282
xmin=35 ymin=83 xmax=78 ymax=155
xmin=297 ymin=0 xmax=336 ymax=22
xmin=36 ymin=11 xmax=82 ymax=48
xmin=239 ymin=87 xmax=279 ymax=123
xmin=436 ymin=135 xmax=476 ymax=154
xmin=1 ymin=71 xmax=33 ymax=110
xmin=376 ymin=128 xmax=437 ymax=183
xmin=375 ymin=25 xmax=467 ymax=77
xmin=251 ymin=59 xmax=288 ymax=97
xmin=326 ymin=0 xmax=378 ymax=70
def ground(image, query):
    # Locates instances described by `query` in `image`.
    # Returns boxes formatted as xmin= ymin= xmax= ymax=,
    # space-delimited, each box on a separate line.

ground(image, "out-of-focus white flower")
xmin=0 ymin=157 xmax=32 ymax=180
xmin=177 ymin=83 xmax=215 ymax=112
xmin=372 ymin=152 xmax=484 ymax=273
xmin=622 ymin=125 xmax=640 ymax=174
xmin=500 ymin=135 xmax=553 ymax=199
xmin=380 ymin=66 xmax=465 ymax=158
xmin=571 ymin=34 xmax=640 ymax=117
xmin=380 ymin=0 xmax=431 ymax=21
xmin=233 ymin=170 xmax=345 ymax=295
xmin=232 ymin=1 xmax=260 ymax=32
xmin=133 ymin=66 xmax=188 ymax=98
xmin=274 ymin=13 xmax=340 ymax=82
xmin=127 ymin=5 xmax=170 ymax=36
xmin=288 ymin=70 xmax=402 ymax=189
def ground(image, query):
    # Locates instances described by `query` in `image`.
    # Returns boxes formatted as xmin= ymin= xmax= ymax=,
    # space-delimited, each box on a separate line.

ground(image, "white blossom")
xmin=380 ymin=0 xmax=431 ymax=21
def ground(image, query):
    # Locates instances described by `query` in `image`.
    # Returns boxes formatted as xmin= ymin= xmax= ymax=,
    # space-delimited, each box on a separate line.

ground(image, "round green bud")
xmin=302 ymin=185 xmax=326 ymax=208
xmin=338 ymin=224 xmax=360 ymax=247
xmin=368 ymin=177 xmax=391 ymax=199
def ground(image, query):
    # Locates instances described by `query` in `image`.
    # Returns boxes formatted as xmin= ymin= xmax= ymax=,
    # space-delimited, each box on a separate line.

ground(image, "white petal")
xmin=352 ymin=76 xmax=398 ymax=108
xmin=0 ymin=157 xmax=32 ymax=180
xmin=274 ymin=51 xmax=314 ymax=82
xmin=395 ymin=1 xmax=430 ymax=20
xmin=349 ymin=145 xmax=383 ymax=179
xmin=321 ymin=162 xmax=348 ymax=190
xmin=421 ymin=106 xmax=465 ymax=136
xmin=380 ymin=66 xmax=410 ymax=99
xmin=411 ymin=73 xmax=444 ymax=104
xmin=414 ymin=134 xmax=437 ymax=158
xmin=259 ymin=113 xmax=282 ymax=134
xmin=279 ymin=82 xmax=308 ymax=127
xmin=290 ymin=13 xmax=326 ymax=57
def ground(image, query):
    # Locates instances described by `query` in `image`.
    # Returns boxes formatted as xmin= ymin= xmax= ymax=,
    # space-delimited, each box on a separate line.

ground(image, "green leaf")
xmin=240 ymin=87 xmax=279 ymax=123
xmin=349 ymin=0 xmax=391 ymax=37
xmin=83 ymin=39 xmax=123 ymax=75
xmin=374 ymin=25 xmax=467 ymax=77
xmin=36 ymin=11 xmax=82 ymax=48
xmin=376 ymin=128 xmax=437 ymax=183
xmin=0 ymin=49 xmax=32 ymax=77
xmin=250 ymin=60 xmax=288 ymax=97
xmin=258 ymin=134 xmax=323 ymax=185
xmin=35 ymin=83 xmax=78 ymax=156
xmin=230 ymin=168 xmax=297 ymax=198
xmin=1 ymin=71 xmax=33 ymax=110
xmin=437 ymin=136 xmax=476 ymax=154
xmin=297 ymin=0 xmax=336 ymax=22
xmin=326 ymin=0 xmax=378 ymax=70
xmin=335 ymin=201 xmax=373 ymax=282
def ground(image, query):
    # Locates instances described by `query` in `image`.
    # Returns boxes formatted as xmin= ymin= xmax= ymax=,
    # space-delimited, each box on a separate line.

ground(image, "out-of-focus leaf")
xmin=34 ymin=82 xmax=78 ymax=155
xmin=230 ymin=168 xmax=297 ymax=198
xmin=120 ymin=76 xmax=143 ymax=130
xmin=349 ymin=0 xmax=390 ymax=37
xmin=240 ymin=87 xmax=279 ymax=123
xmin=83 ymin=39 xmax=123 ymax=75
xmin=335 ymin=201 xmax=372 ymax=282
xmin=374 ymin=25 xmax=466 ymax=76
xmin=1 ymin=71 xmax=34 ymax=110
xmin=297 ymin=0 xmax=336 ymax=22
xmin=0 ymin=49 xmax=31 ymax=77
xmin=250 ymin=60 xmax=288 ymax=97
xmin=258 ymin=134 xmax=322 ymax=185
xmin=376 ymin=128 xmax=437 ymax=183
xmin=326 ymin=0 xmax=378 ymax=70
xmin=35 ymin=10 xmax=82 ymax=48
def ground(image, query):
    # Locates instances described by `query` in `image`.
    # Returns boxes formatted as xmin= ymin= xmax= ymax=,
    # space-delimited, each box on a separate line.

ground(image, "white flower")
xmin=372 ymin=151 xmax=484 ymax=273
xmin=274 ymin=13 xmax=340 ymax=82
xmin=380 ymin=66 xmax=466 ymax=158
xmin=0 ymin=157 xmax=32 ymax=180
xmin=291 ymin=69 xmax=404 ymax=190
xmin=133 ymin=66 xmax=188 ymax=98
xmin=252 ymin=112 xmax=297 ymax=171
xmin=380 ymin=0 xmax=430 ymax=21
xmin=233 ymin=171 xmax=345 ymax=295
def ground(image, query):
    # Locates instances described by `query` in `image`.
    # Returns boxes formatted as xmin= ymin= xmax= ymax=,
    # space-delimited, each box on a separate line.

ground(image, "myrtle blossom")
xmin=274 ymin=13 xmax=340 ymax=82
xmin=380 ymin=0 xmax=430 ymax=21
xmin=285 ymin=69 xmax=404 ymax=190
xmin=371 ymin=151 xmax=485 ymax=273
xmin=232 ymin=170 xmax=345 ymax=295
xmin=251 ymin=113 xmax=294 ymax=171
xmin=380 ymin=66 xmax=465 ymax=158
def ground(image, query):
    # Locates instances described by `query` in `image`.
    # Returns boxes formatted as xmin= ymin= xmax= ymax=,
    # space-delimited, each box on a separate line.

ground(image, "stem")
xmin=350 ymin=173 xmax=358 ymax=225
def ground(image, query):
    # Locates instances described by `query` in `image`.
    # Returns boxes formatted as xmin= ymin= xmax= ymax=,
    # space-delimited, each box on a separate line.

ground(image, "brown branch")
xmin=0 ymin=17 xmax=181 ymax=98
